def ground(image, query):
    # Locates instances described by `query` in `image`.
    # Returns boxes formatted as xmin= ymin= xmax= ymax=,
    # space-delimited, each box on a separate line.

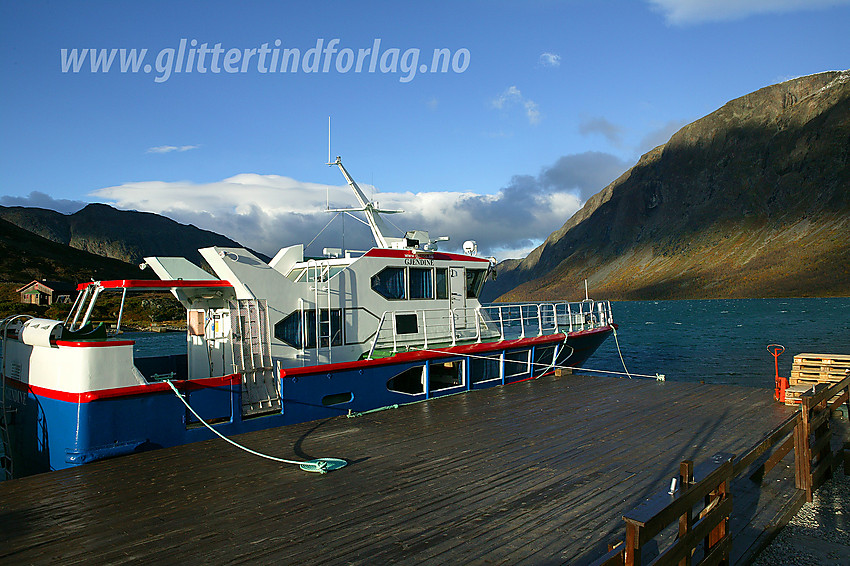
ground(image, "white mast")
xmin=327 ymin=156 xmax=403 ymax=249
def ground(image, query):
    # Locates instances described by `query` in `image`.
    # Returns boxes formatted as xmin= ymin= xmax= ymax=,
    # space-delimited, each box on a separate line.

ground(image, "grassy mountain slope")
xmin=0 ymin=203 xmax=267 ymax=266
xmin=485 ymin=71 xmax=850 ymax=302
xmin=0 ymin=217 xmax=152 ymax=283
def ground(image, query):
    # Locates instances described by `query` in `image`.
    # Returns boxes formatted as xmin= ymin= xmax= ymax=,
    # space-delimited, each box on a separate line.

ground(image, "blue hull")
xmin=4 ymin=327 xmax=612 ymax=478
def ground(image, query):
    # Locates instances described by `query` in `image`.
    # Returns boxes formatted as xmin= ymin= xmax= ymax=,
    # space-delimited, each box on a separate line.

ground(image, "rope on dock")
xmin=164 ymin=380 xmax=346 ymax=474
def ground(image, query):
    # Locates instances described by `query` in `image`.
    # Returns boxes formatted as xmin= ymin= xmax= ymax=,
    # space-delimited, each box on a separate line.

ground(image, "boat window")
xmin=470 ymin=355 xmax=500 ymax=383
xmin=387 ymin=366 xmax=425 ymax=394
xmin=429 ymin=360 xmax=464 ymax=391
xmin=273 ymin=309 xmax=342 ymax=349
xmin=395 ymin=313 xmax=418 ymax=334
xmin=371 ymin=267 xmax=406 ymax=300
xmin=532 ymin=345 xmax=557 ymax=376
xmin=286 ymin=267 xmax=306 ymax=282
xmin=435 ymin=268 xmax=448 ymax=300
xmin=327 ymin=266 xmax=348 ymax=279
xmin=274 ymin=311 xmax=302 ymax=347
xmin=322 ymin=392 xmax=354 ymax=406
xmin=409 ymin=267 xmax=433 ymax=299
xmin=319 ymin=309 xmax=343 ymax=347
xmin=466 ymin=269 xmax=487 ymax=299
xmin=504 ymin=350 xmax=530 ymax=378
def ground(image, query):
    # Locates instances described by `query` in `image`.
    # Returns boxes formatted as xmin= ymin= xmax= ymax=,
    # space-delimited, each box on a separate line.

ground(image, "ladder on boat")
xmin=1 ymin=316 xmax=24 ymax=480
xmin=307 ymin=260 xmax=335 ymax=363
xmin=229 ymin=299 xmax=282 ymax=417
xmin=0 ymin=412 xmax=11 ymax=481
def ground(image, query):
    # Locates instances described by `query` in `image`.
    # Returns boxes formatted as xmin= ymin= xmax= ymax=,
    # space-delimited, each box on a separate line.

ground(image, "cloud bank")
xmin=647 ymin=0 xmax=850 ymax=25
xmin=90 ymin=153 xmax=628 ymax=261
xmin=0 ymin=191 xmax=87 ymax=214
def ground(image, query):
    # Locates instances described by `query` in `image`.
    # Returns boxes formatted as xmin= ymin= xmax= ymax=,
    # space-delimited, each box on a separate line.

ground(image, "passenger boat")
xmin=0 ymin=158 xmax=615 ymax=478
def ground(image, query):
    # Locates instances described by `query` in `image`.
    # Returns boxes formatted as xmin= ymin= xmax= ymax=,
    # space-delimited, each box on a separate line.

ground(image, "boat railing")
xmin=367 ymin=300 xmax=613 ymax=358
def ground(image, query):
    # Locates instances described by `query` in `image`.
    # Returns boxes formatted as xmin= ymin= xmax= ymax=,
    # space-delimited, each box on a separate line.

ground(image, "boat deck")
xmin=0 ymin=373 xmax=799 ymax=565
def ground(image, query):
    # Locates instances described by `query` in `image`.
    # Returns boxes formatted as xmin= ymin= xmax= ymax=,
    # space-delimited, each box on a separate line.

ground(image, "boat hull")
xmin=3 ymin=326 xmax=613 ymax=477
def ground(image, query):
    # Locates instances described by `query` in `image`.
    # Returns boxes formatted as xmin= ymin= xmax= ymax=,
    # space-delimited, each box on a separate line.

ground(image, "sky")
xmin=1 ymin=0 xmax=849 ymax=260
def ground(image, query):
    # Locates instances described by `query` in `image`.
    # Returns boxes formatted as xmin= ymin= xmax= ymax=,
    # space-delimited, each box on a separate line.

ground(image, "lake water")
xmin=587 ymin=297 xmax=850 ymax=389
xmin=120 ymin=297 xmax=849 ymax=391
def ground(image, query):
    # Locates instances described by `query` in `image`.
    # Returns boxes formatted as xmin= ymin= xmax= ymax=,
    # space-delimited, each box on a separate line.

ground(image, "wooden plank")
xmin=0 ymin=374 xmax=800 ymax=565
xmin=793 ymin=353 xmax=850 ymax=363
xmin=732 ymin=414 xmax=797 ymax=476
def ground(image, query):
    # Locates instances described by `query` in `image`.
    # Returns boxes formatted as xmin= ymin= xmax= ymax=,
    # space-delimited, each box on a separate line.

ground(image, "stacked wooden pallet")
xmin=785 ymin=353 xmax=850 ymax=405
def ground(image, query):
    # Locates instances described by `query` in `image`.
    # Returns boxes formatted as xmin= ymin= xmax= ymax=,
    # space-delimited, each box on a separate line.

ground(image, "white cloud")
xmin=491 ymin=86 xmax=541 ymax=125
xmin=491 ymin=86 xmax=522 ymax=110
xmin=90 ymin=152 xmax=628 ymax=261
xmin=539 ymin=52 xmax=561 ymax=67
xmin=524 ymin=100 xmax=541 ymax=125
xmin=647 ymin=0 xmax=850 ymax=25
xmin=146 ymin=145 xmax=199 ymax=154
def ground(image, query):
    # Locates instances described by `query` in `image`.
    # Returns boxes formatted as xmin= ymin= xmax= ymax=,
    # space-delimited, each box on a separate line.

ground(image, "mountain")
xmin=0 ymin=217 xmax=152 ymax=283
xmin=484 ymin=71 xmax=850 ymax=302
xmin=0 ymin=203 xmax=268 ymax=266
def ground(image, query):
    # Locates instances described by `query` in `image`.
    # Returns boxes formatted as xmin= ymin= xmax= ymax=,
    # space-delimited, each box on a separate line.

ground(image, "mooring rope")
xmin=417 ymin=343 xmax=664 ymax=381
xmin=165 ymin=380 xmax=346 ymax=474
xmin=611 ymin=325 xmax=632 ymax=379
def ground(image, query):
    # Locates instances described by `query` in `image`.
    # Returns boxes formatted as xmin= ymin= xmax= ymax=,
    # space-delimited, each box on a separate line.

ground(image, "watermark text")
xmin=60 ymin=38 xmax=471 ymax=83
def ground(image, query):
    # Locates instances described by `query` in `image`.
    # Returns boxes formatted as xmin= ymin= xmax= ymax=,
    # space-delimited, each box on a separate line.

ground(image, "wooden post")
xmin=814 ymin=397 xmax=833 ymax=487
xmin=678 ymin=460 xmax=694 ymax=566
xmin=704 ymin=478 xmax=730 ymax=565
xmin=797 ymin=397 xmax=815 ymax=501
xmin=624 ymin=522 xmax=642 ymax=566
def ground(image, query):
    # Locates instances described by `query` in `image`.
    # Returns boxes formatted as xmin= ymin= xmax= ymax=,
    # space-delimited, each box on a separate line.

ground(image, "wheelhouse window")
xmin=409 ymin=267 xmax=433 ymax=299
xmin=371 ymin=267 xmax=406 ymax=300
xmin=466 ymin=269 xmax=487 ymax=299
xmin=435 ymin=268 xmax=448 ymax=300
xmin=274 ymin=309 xmax=342 ymax=349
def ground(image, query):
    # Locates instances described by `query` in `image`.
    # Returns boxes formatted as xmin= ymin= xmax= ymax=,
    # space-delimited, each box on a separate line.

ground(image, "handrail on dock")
xmin=592 ymin=373 xmax=850 ymax=566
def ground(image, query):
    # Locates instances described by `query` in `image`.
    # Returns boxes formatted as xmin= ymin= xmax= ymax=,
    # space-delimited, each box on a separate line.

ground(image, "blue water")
xmin=588 ymin=297 xmax=850 ymax=388
xmin=117 ymin=298 xmax=849 ymax=390
xmin=122 ymin=330 xmax=187 ymax=358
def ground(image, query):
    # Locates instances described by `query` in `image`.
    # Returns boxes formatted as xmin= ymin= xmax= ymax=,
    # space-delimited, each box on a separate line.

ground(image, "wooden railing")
xmin=795 ymin=373 xmax=850 ymax=502
xmin=591 ymin=373 xmax=850 ymax=566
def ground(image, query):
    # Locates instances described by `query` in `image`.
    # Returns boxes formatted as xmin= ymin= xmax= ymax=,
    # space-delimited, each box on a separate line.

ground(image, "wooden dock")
xmin=0 ymin=374 xmax=802 ymax=565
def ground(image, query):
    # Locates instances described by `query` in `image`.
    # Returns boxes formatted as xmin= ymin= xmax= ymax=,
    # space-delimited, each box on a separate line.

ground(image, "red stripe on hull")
xmin=54 ymin=340 xmax=136 ymax=348
xmin=282 ymin=327 xmax=612 ymax=378
xmin=5 ymin=374 xmax=241 ymax=403
xmin=77 ymin=279 xmax=233 ymax=291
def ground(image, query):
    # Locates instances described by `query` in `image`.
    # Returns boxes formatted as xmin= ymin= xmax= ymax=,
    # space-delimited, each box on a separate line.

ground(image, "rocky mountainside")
xmin=0 ymin=217 xmax=151 ymax=283
xmin=0 ymin=203 xmax=267 ymax=266
xmin=484 ymin=71 xmax=850 ymax=302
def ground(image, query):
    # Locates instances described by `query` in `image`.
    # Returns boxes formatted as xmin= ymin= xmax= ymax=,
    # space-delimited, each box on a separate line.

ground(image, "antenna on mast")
xmin=326 ymin=117 xmax=332 ymax=209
